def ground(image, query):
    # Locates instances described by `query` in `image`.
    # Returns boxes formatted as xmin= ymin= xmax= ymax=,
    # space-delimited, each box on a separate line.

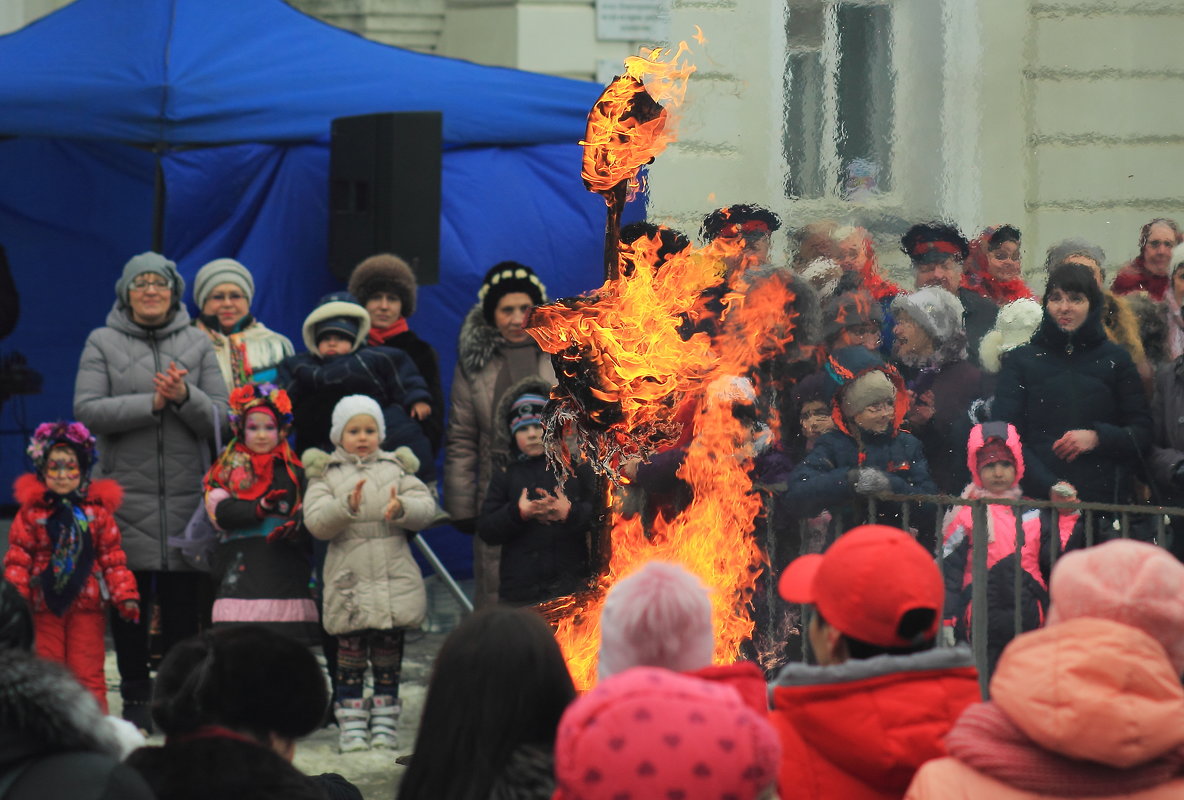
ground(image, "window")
xmin=785 ymin=1 xmax=896 ymax=201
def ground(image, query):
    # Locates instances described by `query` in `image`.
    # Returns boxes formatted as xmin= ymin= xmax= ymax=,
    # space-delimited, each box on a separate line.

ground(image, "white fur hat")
xmin=979 ymin=298 xmax=1043 ymax=373
xmin=330 ymin=395 xmax=385 ymax=446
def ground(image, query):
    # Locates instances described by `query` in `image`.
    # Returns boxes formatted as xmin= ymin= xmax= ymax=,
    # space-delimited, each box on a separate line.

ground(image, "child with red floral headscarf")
xmin=4 ymin=421 xmax=139 ymax=712
xmin=202 ymin=383 xmax=318 ymax=645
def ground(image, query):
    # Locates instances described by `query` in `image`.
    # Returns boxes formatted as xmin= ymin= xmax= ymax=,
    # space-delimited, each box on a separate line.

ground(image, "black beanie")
xmin=479 ymin=261 xmax=547 ymax=325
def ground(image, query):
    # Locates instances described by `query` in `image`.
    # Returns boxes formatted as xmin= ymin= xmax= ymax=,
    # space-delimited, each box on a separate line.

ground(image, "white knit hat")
xmin=979 ymin=298 xmax=1044 ymax=373
xmin=891 ymin=286 xmax=964 ymax=345
xmin=329 ymin=395 xmax=385 ymax=446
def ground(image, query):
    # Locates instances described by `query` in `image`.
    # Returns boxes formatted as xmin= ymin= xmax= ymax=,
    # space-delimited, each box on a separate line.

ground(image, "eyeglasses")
xmin=1147 ymin=239 xmax=1176 ymax=250
xmin=130 ymin=277 xmax=171 ymax=291
xmin=209 ymin=291 xmax=246 ymax=303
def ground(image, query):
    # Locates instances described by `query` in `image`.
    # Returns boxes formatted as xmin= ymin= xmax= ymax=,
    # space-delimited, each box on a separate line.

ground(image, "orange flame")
xmin=580 ymin=41 xmax=695 ymax=200
xmin=530 ymin=236 xmax=798 ymax=690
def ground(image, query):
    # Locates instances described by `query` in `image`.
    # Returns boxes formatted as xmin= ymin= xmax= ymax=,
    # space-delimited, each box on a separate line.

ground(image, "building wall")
xmin=0 ymin=0 xmax=70 ymax=35
xmin=288 ymin=0 xmax=447 ymax=52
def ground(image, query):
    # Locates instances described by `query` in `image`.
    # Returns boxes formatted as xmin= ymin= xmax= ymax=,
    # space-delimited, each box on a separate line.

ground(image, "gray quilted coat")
xmin=74 ymin=303 xmax=229 ymax=571
xmin=303 ymin=447 xmax=437 ymax=635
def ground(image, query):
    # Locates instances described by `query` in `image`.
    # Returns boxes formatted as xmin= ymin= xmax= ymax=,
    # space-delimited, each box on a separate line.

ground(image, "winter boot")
xmin=334 ymin=698 xmax=370 ymax=753
xmin=120 ymin=678 xmax=154 ymax=735
xmin=369 ymin=695 xmax=401 ymax=749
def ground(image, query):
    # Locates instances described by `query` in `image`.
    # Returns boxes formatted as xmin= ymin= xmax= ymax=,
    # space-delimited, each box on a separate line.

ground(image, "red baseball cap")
xmin=777 ymin=525 xmax=943 ymax=648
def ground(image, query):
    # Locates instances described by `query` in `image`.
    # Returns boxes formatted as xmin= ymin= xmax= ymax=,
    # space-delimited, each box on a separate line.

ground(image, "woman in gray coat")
xmin=73 ymin=252 xmax=229 ymax=731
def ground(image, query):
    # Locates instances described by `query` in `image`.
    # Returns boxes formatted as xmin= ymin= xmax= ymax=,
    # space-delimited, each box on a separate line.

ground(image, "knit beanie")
xmin=553 ymin=667 xmax=781 ymax=800
xmin=329 ymin=395 xmax=386 ymax=446
xmin=598 ymin=562 xmax=714 ymax=680
xmin=840 ymin=369 xmax=895 ymax=419
xmin=478 ymin=261 xmax=547 ymax=325
xmin=192 ymin=258 xmax=255 ymax=309
xmin=348 ymin=253 xmax=418 ymax=317
xmin=1046 ymin=539 xmax=1184 ymax=674
xmin=115 ymin=252 xmax=183 ymax=307
xmin=891 ymin=286 xmax=965 ymax=347
xmin=507 ymin=392 xmax=547 ymax=435
xmin=1044 ymin=238 xmax=1107 ymax=273
xmin=823 ymin=289 xmax=884 ymax=344
xmin=979 ymin=298 xmax=1043 ymax=373
xmin=801 ymin=257 xmax=843 ymax=298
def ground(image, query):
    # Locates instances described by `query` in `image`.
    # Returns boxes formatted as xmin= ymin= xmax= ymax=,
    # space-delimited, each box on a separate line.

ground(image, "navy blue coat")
xmin=278 ymin=345 xmax=434 ymax=481
xmin=992 ymin=309 xmax=1151 ymax=503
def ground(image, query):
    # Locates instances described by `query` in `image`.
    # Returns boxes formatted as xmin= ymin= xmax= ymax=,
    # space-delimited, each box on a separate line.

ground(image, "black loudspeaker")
xmin=328 ymin=112 xmax=442 ymax=285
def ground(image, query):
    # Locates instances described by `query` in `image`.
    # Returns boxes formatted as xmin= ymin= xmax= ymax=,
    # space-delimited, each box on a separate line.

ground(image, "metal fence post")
xmin=970 ymin=499 xmax=990 ymax=699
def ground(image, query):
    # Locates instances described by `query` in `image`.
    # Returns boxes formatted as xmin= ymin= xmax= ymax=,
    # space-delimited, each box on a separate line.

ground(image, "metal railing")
xmin=760 ymin=489 xmax=1184 ymax=698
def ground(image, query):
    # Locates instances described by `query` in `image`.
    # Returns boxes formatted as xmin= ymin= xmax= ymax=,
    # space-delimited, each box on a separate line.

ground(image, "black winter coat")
xmin=779 ymin=428 xmax=937 ymax=519
xmin=278 ymin=345 xmax=434 ymax=481
xmin=992 ymin=309 xmax=1151 ymax=503
xmin=478 ymin=456 xmax=596 ymax=605
xmin=375 ymin=328 xmax=445 ymax=455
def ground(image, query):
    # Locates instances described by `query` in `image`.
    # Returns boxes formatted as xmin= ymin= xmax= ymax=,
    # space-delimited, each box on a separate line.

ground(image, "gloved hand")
xmin=300 ymin=447 xmax=331 ymax=480
xmin=118 ymin=600 xmax=141 ymax=624
xmin=266 ymin=508 xmax=303 ymax=545
xmin=851 ymin=467 xmax=891 ymax=496
xmin=256 ymin=489 xmax=291 ymax=518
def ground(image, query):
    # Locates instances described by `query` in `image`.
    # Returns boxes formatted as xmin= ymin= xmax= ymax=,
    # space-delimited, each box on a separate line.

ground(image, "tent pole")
xmin=152 ymin=148 xmax=166 ymax=253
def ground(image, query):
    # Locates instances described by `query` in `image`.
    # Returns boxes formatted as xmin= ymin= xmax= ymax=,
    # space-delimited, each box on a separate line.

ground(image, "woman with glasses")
xmin=960 ymin=224 xmax=1034 ymax=305
xmin=73 ymin=252 xmax=229 ymax=733
xmin=191 ymin=258 xmax=294 ymax=389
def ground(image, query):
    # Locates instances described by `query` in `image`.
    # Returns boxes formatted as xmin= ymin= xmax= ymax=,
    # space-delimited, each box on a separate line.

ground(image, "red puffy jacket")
xmin=4 ymin=474 xmax=139 ymax=613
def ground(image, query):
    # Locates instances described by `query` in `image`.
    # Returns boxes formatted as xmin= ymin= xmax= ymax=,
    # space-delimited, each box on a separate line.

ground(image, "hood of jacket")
xmin=990 ymin=617 xmax=1184 ymax=769
xmin=770 ymin=646 xmax=980 ymax=791
xmin=965 ymin=422 xmax=1024 ymax=489
xmin=491 ymin=374 xmax=553 ymax=463
xmin=457 ymin=303 xmax=510 ymax=377
xmin=822 ymin=346 xmax=910 ymax=437
xmin=0 ymin=649 xmax=125 ymax=763
xmin=300 ymin=301 xmax=370 ymax=353
xmin=103 ymin=299 xmax=194 ymax=339
xmin=1033 ymin=305 xmax=1108 ymax=353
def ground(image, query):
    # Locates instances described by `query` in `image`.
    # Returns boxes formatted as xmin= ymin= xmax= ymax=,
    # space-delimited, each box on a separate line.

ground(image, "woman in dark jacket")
xmin=992 ymin=262 xmax=1151 ymax=509
xmin=349 ymin=253 xmax=445 ymax=454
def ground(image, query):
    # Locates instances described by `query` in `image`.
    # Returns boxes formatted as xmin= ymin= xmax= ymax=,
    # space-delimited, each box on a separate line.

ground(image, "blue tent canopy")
xmin=0 ymin=0 xmax=643 ymax=574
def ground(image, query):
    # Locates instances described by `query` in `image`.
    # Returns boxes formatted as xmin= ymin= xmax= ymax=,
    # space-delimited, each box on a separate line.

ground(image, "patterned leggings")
xmin=335 ymin=628 xmax=405 ymax=702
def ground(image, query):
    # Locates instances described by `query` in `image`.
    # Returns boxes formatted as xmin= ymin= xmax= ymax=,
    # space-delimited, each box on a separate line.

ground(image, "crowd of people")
xmin=2 ymin=208 xmax=1184 ymax=798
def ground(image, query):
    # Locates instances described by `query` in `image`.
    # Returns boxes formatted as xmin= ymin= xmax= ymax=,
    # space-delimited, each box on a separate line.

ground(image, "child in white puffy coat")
xmin=303 ymin=394 xmax=436 ymax=754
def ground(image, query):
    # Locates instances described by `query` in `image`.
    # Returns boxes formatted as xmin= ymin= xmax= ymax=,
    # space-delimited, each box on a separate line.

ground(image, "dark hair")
xmin=151 ymin=626 xmax=328 ymax=743
xmin=900 ymin=221 xmax=969 ymax=261
xmin=700 ymin=204 xmax=782 ymax=242
xmin=814 ymin=608 xmax=936 ymax=661
xmin=1044 ymin=261 xmax=1104 ymax=311
xmin=987 ymin=224 xmax=1021 ymax=250
xmin=0 ymin=580 xmax=33 ymax=652
xmin=397 ymin=607 xmax=576 ymax=800
xmin=619 ymin=222 xmax=691 ymax=273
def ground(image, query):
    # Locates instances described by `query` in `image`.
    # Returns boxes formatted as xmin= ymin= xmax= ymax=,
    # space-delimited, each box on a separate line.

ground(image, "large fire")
xmin=530 ymin=234 xmax=798 ymax=689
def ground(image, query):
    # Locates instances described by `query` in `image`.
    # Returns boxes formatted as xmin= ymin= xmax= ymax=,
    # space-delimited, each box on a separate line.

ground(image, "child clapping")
xmin=303 ymin=395 xmax=437 ymax=754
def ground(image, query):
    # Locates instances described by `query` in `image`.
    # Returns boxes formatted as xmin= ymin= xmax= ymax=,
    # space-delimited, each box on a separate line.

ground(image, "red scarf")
xmin=367 ymin=318 xmax=409 ymax=346
xmin=854 ymin=242 xmax=901 ymax=301
xmin=962 ymin=235 xmax=1035 ymax=305
xmin=204 ymin=440 xmax=300 ymax=503
xmin=946 ymin=702 xmax=1184 ymax=796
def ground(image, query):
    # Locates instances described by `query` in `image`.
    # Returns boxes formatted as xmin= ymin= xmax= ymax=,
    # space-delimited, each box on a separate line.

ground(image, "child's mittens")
xmin=301 ymin=447 xmax=331 ymax=479
xmin=256 ymin=489 xmax=291 ymax=518
xmin=266 ymin=514 xmax=303 ymax=545
xmin=118 ymin=600 xmax=140 ymax=624
xmin=850 ymin=467 xmax=891 ymax=496
xmin=393 ymin=446 xmax=420 ymax=475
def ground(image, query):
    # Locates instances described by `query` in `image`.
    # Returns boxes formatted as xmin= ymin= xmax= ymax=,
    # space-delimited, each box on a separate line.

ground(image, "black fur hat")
xmin=348 ymin=253 xmax=418 ymax=317
xmin=479 ymin=261 xmax=547 ymax=326
xmin=901 ymin=221 xmax=969 ymax=264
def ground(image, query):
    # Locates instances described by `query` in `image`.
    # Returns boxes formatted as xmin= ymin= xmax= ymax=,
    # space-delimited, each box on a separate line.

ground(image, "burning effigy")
xmin=523 ymin=36 xmax=803 ymax=690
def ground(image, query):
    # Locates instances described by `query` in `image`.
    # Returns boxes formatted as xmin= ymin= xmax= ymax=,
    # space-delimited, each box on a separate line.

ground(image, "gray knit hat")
xmin=891 ymin=286 xmax=964 ymax=346
xmin=348 ymin=254 xmax=418 ymax=317
xmin=193 ymin=258 xmax=255 ymax=309
xmin=840 ymin=370 xmax=896 ymax=418
xmin=1044 ymin=238 xmax=1106 ymax=275
xmin=115 ymin=252 xmax=183 ymax=308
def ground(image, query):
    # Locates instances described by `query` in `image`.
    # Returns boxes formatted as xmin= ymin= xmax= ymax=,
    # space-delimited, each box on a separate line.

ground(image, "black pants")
xmin=109 ymin=570 xmax=209 ymax=685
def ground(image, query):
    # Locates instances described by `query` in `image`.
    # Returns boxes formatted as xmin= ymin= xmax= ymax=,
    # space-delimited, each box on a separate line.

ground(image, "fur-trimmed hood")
xmin=492 ymin=375 xmax=553 ymax=464
xmin=457 ymin=304 xmax=505 ymax=377
xmin=13 ymin=474 xmax=122 ymax=512
xmin=300 ymin=301 xmax=370 ymax=353
xmin=0 ymin=649 xmax=124 ymax=762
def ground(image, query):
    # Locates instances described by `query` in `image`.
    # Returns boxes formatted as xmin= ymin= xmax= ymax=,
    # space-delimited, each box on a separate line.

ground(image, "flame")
xmin=529 ymin=236 xmax=798 ymax=689
xmin=580 ymin=41 xmax=696 ymax=200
